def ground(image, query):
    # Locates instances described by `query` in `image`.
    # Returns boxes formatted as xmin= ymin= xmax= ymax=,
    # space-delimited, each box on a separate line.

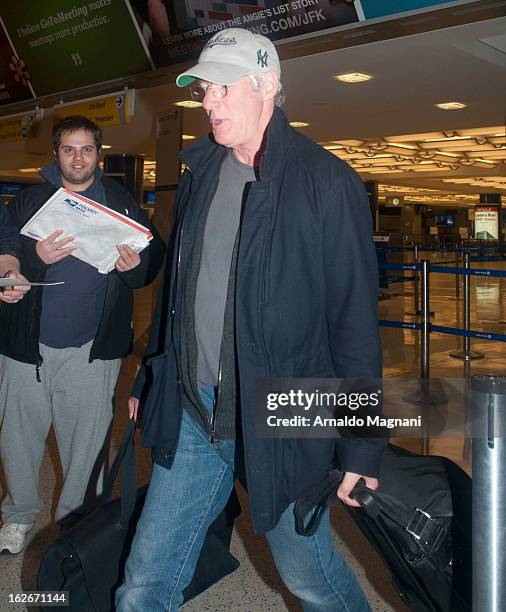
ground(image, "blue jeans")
xmin=115 ymin=387 xmax=370 ymax=611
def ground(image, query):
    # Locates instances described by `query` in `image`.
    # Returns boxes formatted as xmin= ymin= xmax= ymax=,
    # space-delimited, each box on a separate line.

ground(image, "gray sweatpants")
xmin=0 ymin=341 xmax=121 ymax=524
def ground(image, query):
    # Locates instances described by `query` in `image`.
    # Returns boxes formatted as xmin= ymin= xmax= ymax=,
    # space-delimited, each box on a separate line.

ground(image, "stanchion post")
xmin=413 ymin=245 xmax=420 ymax=315
xmin=403 ymin=259 xmax=447 ymax=451
xmin=407 ymin=246 xmax=434 ymax=317
xmin=450 ymin=252 xmax=484 ymax=361
xmin=455 ymin=250 xmax=460 ymax=300
xmin=471 ymin=375 xmax=506 ymax=612
xmin=420 ymin=259 xmax=430 ymax=455
xmin=421 ymin=259 xmax=430 ymax=383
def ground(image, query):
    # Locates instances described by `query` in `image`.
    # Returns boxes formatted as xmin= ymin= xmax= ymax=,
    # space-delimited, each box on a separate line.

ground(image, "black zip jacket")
xmin=0 ymin=177 xmax=165 ymax=365
xmin=0 ymin=203 xmax=20 ymax=257
xmin=133 ymin=108 xmax=386 ymax=533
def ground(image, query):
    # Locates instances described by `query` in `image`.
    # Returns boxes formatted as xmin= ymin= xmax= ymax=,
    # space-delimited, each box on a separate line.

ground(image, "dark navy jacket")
xmin=0 ymin=203 xmax=20 ymax=257
xmin=0 ymin=177 xmax=165 ymax=365
xmin=134 ymin=107 xmax=385 ymax=533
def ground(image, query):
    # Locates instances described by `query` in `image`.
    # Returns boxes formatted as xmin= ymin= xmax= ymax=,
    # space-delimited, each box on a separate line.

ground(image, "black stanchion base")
xmin=449 ymin=350 xmax=485 ymax=361
xmin=402 ymin=381 xmax=448 ymax=406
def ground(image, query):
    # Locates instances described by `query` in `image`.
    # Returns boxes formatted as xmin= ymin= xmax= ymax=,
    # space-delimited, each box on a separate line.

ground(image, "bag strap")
xmin=101 ymin=418 xmax=138 ymax=527
xmin=294 ymin=469 xmax=343 ymax=536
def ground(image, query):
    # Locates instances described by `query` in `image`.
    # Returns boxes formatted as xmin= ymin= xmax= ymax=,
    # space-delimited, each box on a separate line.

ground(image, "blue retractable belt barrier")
xmin=378 ymin=263 xmax=420 ymax=271
xmin=431 ymin=325 xmax=506 ymax=343
xmin=379 ymin=320 xmax=422 ymax=331
xmin=431 ymin=265 xmax=506 ymax=278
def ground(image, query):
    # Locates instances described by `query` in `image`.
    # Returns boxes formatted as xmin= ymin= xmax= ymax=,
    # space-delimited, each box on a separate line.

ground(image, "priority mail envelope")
xmin=21 ymin=188 xmax=152 ymax=274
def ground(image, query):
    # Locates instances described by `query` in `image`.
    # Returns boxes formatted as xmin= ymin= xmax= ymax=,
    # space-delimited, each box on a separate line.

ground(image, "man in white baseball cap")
xmin=117 ymin=26 xmax=383 ymax=612
xmin=176 ymin=28 xmax=281 ymax=87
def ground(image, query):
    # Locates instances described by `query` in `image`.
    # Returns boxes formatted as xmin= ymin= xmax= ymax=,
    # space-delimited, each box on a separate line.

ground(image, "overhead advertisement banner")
xmin=130 ymin=0 xmax=463 ymax=68
xmin=53 ymin=90 xmax=135 ymax=128
xmin=475 ymin=206 xmax=499 ymax=240
xmin=129 ymin=0 xmax=360 ymax=68
xmin=0 ymin=1 xmax=152 ymax=98
xmin=0 ymin=110 xmax=42 ymax=143
xmin=0 ymin=19 xmax=34 ymax=106
xmin=358 ymin=0 xmax=456 ymax=20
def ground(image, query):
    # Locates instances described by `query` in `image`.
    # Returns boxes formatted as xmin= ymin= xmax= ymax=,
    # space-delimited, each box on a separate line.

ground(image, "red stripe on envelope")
xmin=63 ymin=189 xmax=153 ymax=238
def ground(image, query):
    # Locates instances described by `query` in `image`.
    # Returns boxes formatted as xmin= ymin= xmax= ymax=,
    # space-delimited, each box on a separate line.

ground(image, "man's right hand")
xmin=128 ymin=397 xmax=140 ymax=421
xmin=36 ymin=229 xmax=75 ymax=264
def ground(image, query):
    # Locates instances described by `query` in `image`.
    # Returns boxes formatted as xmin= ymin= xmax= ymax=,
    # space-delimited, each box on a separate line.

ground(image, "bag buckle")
xmin=405 ymin=508 xmax=447 ymax=553
xmin=405 ymin=507 xmax=445 ymax=551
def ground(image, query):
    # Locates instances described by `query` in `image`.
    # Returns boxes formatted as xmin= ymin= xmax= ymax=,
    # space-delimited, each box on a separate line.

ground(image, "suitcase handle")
xmin=101 ymin=418 xmax=138 ymax=528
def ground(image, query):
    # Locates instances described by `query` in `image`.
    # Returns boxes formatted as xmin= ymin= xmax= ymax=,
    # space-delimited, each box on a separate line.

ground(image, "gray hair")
xmin=249 ymin=74 xmax=285 ymax=107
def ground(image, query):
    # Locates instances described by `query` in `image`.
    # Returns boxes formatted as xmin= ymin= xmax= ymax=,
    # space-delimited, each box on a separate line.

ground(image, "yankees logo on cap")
xmin=257 ymin=49 xmax=268 ymax=68
xmin=176 ymin=28 xmax=281 ymax=88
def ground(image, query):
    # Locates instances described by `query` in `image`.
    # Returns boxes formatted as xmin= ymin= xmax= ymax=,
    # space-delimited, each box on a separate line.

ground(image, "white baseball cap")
xmin=176 ymin=28 xmax=281 ymax=87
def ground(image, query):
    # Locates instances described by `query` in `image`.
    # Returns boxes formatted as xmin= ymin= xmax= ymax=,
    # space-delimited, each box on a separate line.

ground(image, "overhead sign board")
xmin=0 ymin=18 xmax=35 ymax=105
xmin=0 ymin=1 xmax=151 ymax=100
xmin=53 ymin=90 xmax=135 ymax=128
xmin=0 ymin=109 xmax=42 ymax=143
xmin=0 ymin=0 xmax=476 ymax=108
xmin=132 ymin=0 xmax=360 ymax=67
xmin=475 ymin=206 xmax=499 ymax=240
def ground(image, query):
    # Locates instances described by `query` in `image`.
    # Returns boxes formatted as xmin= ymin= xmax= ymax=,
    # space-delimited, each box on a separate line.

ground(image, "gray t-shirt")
xmin=195 ymin=149 xmax=256 ymax=385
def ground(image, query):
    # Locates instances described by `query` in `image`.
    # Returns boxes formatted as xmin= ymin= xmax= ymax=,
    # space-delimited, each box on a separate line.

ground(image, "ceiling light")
xmin=101 ymin=144 xmax=112 ymax=149
xmin=174 ymin=100 xmax=202 ymax=108
xmin=424 ymin=136 xmax=469 ymax=142
xmin=182 ymin=134 xmax=196 ymax=140
xmin=334 ymin=72 xmax=373 ymax=83
xmin=289 ymin=121 xmax=309 ymax=128
xmin=435 ymin=102 xmax=466 ymax=110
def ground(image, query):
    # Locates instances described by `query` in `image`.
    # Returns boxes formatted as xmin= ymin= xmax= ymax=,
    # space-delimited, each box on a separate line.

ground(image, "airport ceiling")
xmin=1 ymin=4 xmax=505 ymax=207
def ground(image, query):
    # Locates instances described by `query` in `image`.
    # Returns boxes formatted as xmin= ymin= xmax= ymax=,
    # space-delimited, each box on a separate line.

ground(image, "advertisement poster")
xmin=359 ymin=0 xmax=456 ymax=19
xmin=475 ymin=206 xmax=499 ymax=240
xmin=128 ymin=0 xmax=360 ymax=68
xmin=53 ymin=90 xmax=135 ymax=128
xmin=0 ymin=19 xmax=34 ymax=106
xmin=0 ymin=1 xmax=152 ymax=97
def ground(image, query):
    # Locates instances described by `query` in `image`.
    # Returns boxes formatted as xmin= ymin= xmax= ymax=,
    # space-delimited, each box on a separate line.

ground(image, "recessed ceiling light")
xmin=289 ymin=121 xmax=309 ymax=128
xmin=334 ymin=72 xmax=373 ymax=83
xmin=435 ymin=102 xmax=466 ymax=110
xmin=101 ymin=144 xmax=112 ymax=149
xmin=182 ymin=134 xmax=196 ymax=140
xmin=174 ymin=100 xmax=202 ymax=108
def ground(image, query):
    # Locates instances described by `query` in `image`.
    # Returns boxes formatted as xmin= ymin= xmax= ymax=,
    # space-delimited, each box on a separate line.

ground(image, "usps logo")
xmin=64 ymin=197 xmax=98 ymax=217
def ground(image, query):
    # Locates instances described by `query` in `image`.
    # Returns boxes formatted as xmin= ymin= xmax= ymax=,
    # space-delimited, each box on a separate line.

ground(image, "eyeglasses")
xmin=59 ymin=145 xmax=97 ymax=156
xmin=189 ymin=81 xmax=228 ymax=103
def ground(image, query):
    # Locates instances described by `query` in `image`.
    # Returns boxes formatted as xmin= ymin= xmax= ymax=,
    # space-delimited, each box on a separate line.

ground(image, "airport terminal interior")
xmin=0 ymin=1 xmax=505 ymax=610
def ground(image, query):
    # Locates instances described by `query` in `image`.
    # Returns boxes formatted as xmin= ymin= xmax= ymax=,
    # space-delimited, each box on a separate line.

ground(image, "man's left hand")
xmin=337 ymin=472 xmax=378 ymax=508
xmin=0 ymin=270 xmax=31 ymax=304
xmin=115 ymin=244 xmax=141 ymax=272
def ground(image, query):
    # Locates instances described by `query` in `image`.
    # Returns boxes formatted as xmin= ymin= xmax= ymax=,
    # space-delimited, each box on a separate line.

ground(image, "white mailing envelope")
xmin=20 ymin=188 xmax=152 ymax=274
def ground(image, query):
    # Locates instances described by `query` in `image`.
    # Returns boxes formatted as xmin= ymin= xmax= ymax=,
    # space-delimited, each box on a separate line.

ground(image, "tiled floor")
xmin=1 ymin=253 xmax=505 ymax=611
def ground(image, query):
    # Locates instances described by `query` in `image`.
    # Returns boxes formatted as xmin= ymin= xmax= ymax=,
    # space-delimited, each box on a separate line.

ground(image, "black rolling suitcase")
xmin=294 ymin=444 xmax=471 ymax=612
xmin=37 ymin=420 xmax=241 ymax=611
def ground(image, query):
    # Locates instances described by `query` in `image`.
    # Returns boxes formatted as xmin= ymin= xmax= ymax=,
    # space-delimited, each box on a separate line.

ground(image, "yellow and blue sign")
xmin=52 ymin=90 xmax=134 ymax=128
